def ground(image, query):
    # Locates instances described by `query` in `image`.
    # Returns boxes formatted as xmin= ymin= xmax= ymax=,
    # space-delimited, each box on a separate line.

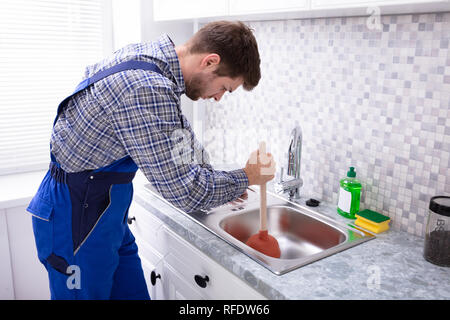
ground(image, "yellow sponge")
xmin=355 ymin=209 xmax=390 ymax=234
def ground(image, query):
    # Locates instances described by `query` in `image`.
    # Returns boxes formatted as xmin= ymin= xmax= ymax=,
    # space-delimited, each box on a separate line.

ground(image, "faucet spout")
xmin=275 ymin=126 xmax=303 ymax=200
xmin=287 ymin=126 xmax=302 ymax=179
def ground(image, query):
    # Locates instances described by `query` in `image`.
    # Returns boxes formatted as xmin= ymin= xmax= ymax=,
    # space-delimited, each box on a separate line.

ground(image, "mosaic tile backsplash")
xmin=199 ymin=12 xmax=450 ymax=237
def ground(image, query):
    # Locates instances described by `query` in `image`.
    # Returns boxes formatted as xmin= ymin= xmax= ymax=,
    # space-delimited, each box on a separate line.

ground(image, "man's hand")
xmin=243 ymin=148 xmax=276 ymax=186
xmin=228 ymin=189 xmax=249 ymax=206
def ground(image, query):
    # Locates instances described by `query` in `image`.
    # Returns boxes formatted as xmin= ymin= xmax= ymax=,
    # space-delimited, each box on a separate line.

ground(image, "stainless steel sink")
xmin=219 ymin=205 xmax=347 ymax=260
xmin=143 ymin=184 xmax=375 ymax=275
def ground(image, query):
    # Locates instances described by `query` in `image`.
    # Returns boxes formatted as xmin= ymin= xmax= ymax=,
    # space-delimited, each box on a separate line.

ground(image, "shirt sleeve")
xmin=108 ymin=83 xmax=248 ymax=213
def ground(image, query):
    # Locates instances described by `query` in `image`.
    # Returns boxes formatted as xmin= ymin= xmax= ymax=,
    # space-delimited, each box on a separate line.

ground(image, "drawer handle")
xmin=127 ymin=216 xmax=136 ymax=225
xmin=150 ymin=270 xmax=161 ymax=286
xmin=194 ymin=275 xmax=209 ymax=288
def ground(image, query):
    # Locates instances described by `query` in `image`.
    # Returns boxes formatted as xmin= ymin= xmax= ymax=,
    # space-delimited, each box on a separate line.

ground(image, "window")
xmin=0 ymin=0 xmax=112 ymax=175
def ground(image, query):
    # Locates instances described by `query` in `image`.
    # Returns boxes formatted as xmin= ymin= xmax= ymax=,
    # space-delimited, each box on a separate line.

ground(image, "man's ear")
xmin=200 ymin=53 xmax=220 ymax=69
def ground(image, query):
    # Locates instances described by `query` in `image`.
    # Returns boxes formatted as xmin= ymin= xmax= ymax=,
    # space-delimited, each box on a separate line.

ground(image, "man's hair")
xmin=187 ymin=21 xmax=261 ymax=91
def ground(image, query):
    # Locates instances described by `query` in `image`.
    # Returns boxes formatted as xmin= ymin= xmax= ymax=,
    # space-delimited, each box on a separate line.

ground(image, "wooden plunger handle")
xmin=259 ymin=141 xmax=267 ymax=231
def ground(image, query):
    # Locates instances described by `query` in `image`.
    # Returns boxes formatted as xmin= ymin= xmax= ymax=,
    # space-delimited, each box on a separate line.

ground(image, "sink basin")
xmin=143 ymin=184 xmax=375 ymax=275
xmin=219 ymin=206 xmax=347 ymax=260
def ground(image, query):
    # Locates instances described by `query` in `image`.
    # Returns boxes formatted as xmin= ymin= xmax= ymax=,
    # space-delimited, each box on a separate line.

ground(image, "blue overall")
xmin=27 ymin=61 xmax=164 ymax=300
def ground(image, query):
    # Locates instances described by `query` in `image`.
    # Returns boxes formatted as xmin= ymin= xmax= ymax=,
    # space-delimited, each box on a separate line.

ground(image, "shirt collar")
xmin=157 ymin=34 xmax=185 ymax=94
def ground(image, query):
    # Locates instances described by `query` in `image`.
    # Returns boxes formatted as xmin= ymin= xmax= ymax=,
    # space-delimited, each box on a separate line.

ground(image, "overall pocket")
xmin=72 ymin=183 xmax=112 ymax=255
xmin=27 ymin=194 xmax=54 ymax=262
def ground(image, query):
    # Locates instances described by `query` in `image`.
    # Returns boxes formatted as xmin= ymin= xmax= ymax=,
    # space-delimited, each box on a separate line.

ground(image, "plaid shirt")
xmin=50 ymin=34 xmax=248 ymax=213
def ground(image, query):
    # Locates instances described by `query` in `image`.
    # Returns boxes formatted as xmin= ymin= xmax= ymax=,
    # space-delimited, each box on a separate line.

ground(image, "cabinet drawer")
xmin=130 ymin=217 xmax=165 ymax=255
xmin=135 ymin=233 xmax=164 ymax=268
xmin=128 ymin=201 xmax=164 ymax=232
xmin=162 ymin=226 xmax=266 ymax=300
xmin=128 ymin=202 xmax=166 ymax=253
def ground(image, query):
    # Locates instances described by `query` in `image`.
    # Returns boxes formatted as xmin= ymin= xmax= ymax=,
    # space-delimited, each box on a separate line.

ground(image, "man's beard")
xmin=185 ymin=71 xmax=215 ymax=101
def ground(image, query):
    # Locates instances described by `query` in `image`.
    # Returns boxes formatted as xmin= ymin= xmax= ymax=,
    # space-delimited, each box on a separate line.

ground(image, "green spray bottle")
xmin=337 ymin=167 xmax=362 ymax=219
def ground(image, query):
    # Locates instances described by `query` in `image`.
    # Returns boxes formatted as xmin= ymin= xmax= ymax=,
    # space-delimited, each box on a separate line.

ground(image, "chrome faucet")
xmin=274 ymin=126 xmax=303 ymax=200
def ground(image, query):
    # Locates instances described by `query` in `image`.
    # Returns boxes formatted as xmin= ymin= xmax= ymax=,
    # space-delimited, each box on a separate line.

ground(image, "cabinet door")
xmin=229 ymin=0 xmax=309 ymax=15
xmin=4 ymin=206 xmax=50 ymax=299
xmin=311 ymin=0 xmax=445 ymax=8
xmin=153 ymin=0 xmax=228 ymax=21
xmin=163 ymin=262 xmax=204 ymax=300
xmin=161 ymin=226 xmax=266 ymax=300
xmin=141 ymin=257 xmax=165 ymax=300
xmin=0 ymin=211 xmax=14 ymax=299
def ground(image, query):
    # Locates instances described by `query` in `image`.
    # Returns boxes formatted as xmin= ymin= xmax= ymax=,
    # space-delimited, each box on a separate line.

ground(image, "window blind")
xmin=0 ymin=0 xmax=111 ymax=175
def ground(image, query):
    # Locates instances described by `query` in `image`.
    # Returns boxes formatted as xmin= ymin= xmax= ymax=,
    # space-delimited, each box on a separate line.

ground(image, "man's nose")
xmin=213 ymin=91 xmax=225 ymax=101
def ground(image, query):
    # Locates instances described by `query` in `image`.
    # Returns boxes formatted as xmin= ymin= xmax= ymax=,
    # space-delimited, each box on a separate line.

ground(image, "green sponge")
xmin=357 ymin=209 xmax=390 ymax=222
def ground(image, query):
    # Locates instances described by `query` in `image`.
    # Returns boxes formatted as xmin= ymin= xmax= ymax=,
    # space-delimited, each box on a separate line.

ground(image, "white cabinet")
xmin=153 ymin=0 xmax=450 ymax=22
xmin=308 ymin=0 xmax=450 ymax=21
xmin=0 ymin=205 xmax=50 ymax=300
xmin=128 ymin=201 xmax=166 ymax=299
xmin=161 ymin=225 xmax=266 ymax=300
xmin=0 ymin=210 xmax=14 ymax=299
xmin=153 ymin=0 xmax=229 ymax=21
xmin=229 ymin=0 xmax=309 ymax=15
xmin=128 ymin=201 xmax=266 ymax=300
xmin=311 ymin=0 xmax=449 ymax=8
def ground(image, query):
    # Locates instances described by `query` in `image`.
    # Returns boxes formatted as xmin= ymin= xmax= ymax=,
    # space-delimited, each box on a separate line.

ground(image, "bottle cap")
xmin=347 ymin=167 xmax=356 ymax=178
xmin=306 ymin=198 xmax=320 ymax=207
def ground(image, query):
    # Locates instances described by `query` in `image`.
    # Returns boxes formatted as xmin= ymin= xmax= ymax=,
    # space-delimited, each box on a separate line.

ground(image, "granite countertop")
xmin=132 ymin=172 xmax=450 ymax=300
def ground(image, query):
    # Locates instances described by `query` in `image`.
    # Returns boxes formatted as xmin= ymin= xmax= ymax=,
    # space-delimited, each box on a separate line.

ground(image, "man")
xmin=27 ymin=21 xmax=275 ymax=300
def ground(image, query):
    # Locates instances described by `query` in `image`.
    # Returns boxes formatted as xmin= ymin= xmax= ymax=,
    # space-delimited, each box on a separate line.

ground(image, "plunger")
xmin=245 ymin=141 xmax=281 ymax=259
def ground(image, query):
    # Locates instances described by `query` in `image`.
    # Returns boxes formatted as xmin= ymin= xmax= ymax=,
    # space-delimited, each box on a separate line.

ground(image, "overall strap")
xmin=50 ymin=60 xmax=164 ymax=163
xmin=72 ymin=60 xmax=163 ymax=96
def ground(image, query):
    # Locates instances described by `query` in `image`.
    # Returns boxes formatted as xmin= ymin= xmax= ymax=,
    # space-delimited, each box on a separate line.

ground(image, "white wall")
xmin=111 ymin=0 xmax=142 ymax=51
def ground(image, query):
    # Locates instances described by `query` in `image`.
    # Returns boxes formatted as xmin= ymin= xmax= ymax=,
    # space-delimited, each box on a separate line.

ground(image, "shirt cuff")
xmin=227 ymin=168 xmax=249 ymax=201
